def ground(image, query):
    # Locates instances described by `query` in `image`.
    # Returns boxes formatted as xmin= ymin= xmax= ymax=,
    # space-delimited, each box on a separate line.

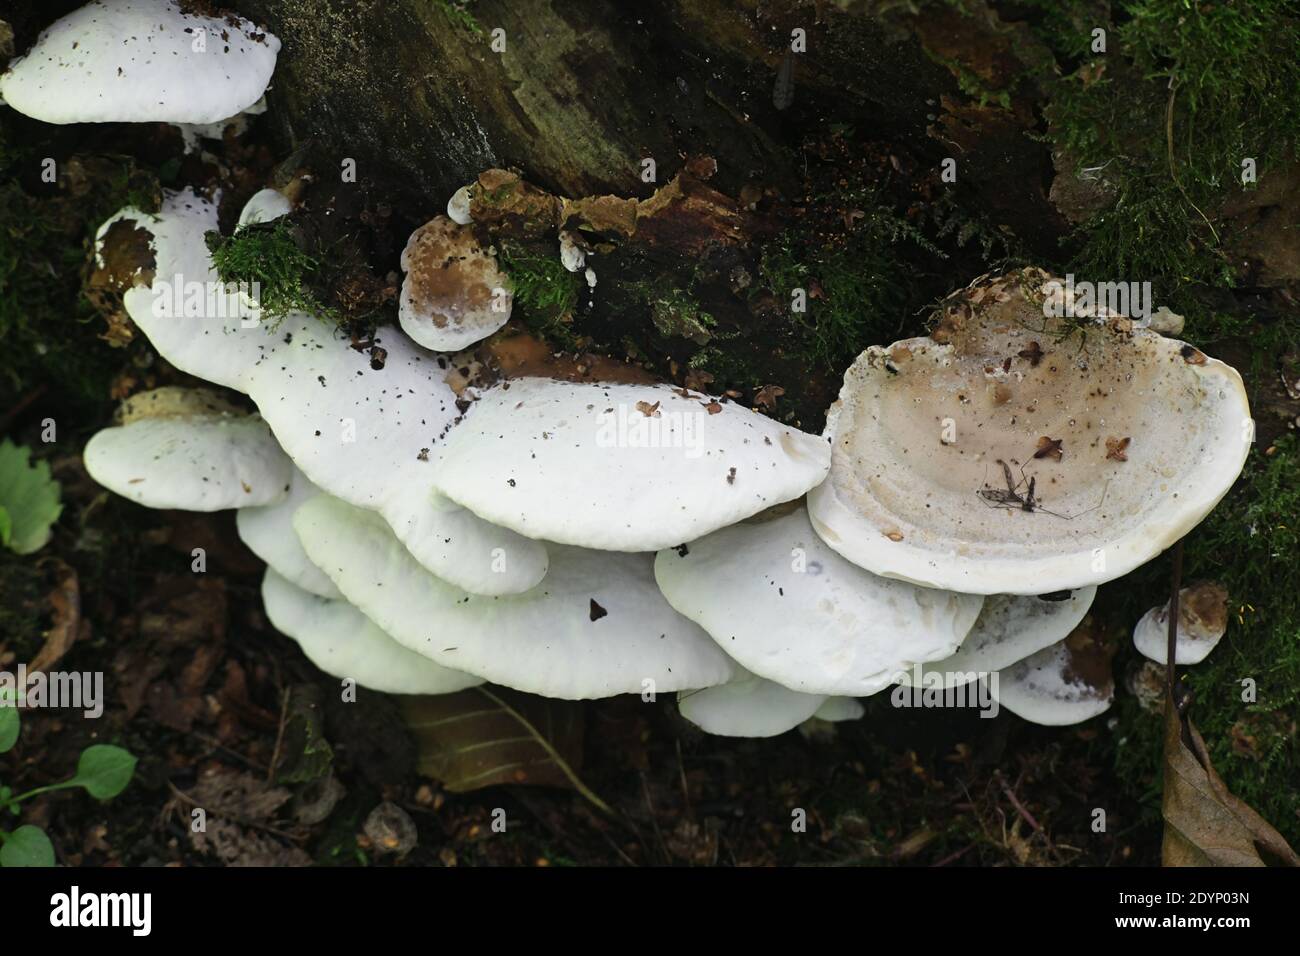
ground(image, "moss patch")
xmin=206 ymin=221 xmax=336 ymax=326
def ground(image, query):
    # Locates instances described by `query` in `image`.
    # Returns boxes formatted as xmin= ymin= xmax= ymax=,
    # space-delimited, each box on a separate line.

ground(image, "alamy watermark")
xmin=1042 ymin=273 xmax=1152 ymax=323
xmin=151 ymin=274 xmax=263 ymax=326
xmin=594 ymin=402 xmax=706 ymax=459
xmin=890 ymin=666 xmax=999 ymax=718
xmin=0 ymin=666 xmax=104 ymax=719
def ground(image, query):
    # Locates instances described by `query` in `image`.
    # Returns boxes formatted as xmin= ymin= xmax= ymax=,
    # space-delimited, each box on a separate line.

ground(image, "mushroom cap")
xmin=677 ymin=669 xmax=828 ymax=738
xmin=293 ymin=495 xmax=736 ymax=700
xmin=902 ymin=588 xmax=1097 ymax=689
xmin=654 ymin=505 xmax=983 ymax=695
xmin=813 ymin=696 xmax=865 ymax=722
xmin=992 ymin=617 xmax=1114 ymax=725
xmin=84 ymin=389 xmax=290 ymax=511
xmin=809 ymin=269 xmax=1251 ymax=594
xmin=101 ymin=190 xmax=549 ymax=595
xmin=0 ymin=0 xmax=280 ymax=125
xmin=261 ymin=569 xmax=480 ymax=695
xmin=236 ymin=187 xmax=292 ymax=230
xmin=1132 ymin=581 xmax=1228 ymax=665
xmin=433 ymin=378 xmax=831 ymax=552
xmin=398 ymin=216 xmax=511 ymax=352
xmin=237 ymin=465 xmax=343 ymax=599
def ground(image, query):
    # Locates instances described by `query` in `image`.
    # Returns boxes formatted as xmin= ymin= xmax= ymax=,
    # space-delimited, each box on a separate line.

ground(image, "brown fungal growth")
xmin=398 ymin=216 xmax=512 ymax=352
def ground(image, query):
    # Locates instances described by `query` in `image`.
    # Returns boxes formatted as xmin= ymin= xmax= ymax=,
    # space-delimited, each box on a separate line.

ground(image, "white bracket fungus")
xmin=293 ymin=495 xmax=736 ymax=700
xmin=84 ymin=386 xmax=291 ymax=511
xmin=262 ymin=569 xmax=481 ymax=695
xmin=991 ymin=617 xmax=1114 ymax=725
xmin=1132 ymin=581 xmax=1229 ymax=665
xmin=809 ymin=269 xmax=1251 ymax=595
xmin=655 ymin=505 xmax=982 ymax=696
xmin=901 ymin=588 xmax=1097 ymax=689
xmin=237 ymin=465 xmax=343 ymax=600
xmin=95 ymin=190 xmax=549 ymax=596
xmin=432 ymin=379 xmax=831 ymax=552
xmin=0 ymin=0 xmax=280 ymax=125
xmin=677 ymin=668 xmax=833 ymax=739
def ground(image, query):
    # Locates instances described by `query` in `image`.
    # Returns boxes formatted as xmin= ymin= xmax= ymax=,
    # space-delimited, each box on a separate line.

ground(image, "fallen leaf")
xmin=1161 ymin=702 xmax=1300 ymax=866
xmin=400 ymin=686 xmax=608 ymax=811
xmin=1034 ymin=436 xmax=1063 ymax=461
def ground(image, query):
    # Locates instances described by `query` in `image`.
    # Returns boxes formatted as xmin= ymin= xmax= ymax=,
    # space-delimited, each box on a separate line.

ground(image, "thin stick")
xmin=1165 ymin=539 xmax=1185 ymax=703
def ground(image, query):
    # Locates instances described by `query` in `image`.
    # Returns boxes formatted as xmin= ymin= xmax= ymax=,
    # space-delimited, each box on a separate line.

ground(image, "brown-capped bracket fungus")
xmin=1132 ymin=580 xmax=1230 ymax=665
xmin=0 ymin=0 xmax=279 ymax=125
xmin=808 ymin=268 xmax=1252 ymax=596
xmin=398 ymin=216 xmax=513 ymax=352
xmin=991 ymin=616 xmax=1117 ymax=725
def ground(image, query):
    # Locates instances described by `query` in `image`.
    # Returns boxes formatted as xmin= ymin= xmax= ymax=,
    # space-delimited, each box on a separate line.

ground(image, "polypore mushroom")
xmin=261 ymin=569 xmax=480 ymax=695
xmin=1132 ymin=581 xmax=1229 ymax=665
xmin=84 ymin=387 xmax=290 ymax=510
xmin=0 ymin=0 xmax=280 ymax=125
xmin=654 ymin=505 xmax=982 ymax=695
xmin=432 ymin=378 xmax=831 ymax=552
xmin=97 ymin=190 xmax=550 ymax=595
xmin=292 ymin=495 xmax=735 ymax=700
xmin=236 ymin=186 xmax=292 ymax=230
xmin=992 ymin=616 xmax=1115 ymax=725
xmin=398 ymin=216 xmax=512 ymax=352
xmin=901 ymin=588 xmax=1097 ymax=689
xmin=237 ymin=466 xmax=342 ymax=600
xmin=677 ymin=669 xmax=833 ymax=739
xmin=808 ymin=268 xmax=1251 ymax=594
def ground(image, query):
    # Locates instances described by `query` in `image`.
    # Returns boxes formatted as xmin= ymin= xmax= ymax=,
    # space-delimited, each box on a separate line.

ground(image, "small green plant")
xmin=207 ymin=221 xmax=335 ymax=324
xmin=0 ymin=439 xmax=62 ymax=555
xmin=0 ymin=696 xmax=136 ymax=866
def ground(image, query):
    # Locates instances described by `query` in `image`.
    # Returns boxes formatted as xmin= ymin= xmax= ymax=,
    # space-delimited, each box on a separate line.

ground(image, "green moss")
xmin=496 ymin=240 xmax=582 ymax=348
xmin=434 ymin=0 xmax=484 ymax=37
xmin=756 ymin=201 xmax=928 ymax=372
xmin=1046 ymin=0 xmax=1300 ymax=332
xmin=1107 ymin=436 xmax=1300 ymax=846
xmin=206 ymin=221 xmax=335 ymax=325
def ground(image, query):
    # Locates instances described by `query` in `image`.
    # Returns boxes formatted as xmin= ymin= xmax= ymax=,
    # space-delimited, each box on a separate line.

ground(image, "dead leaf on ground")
xmin=400 ymin=686 xmax=608 ymax=812
xmin=1161 ymin=702 xmax=1300 ymax=866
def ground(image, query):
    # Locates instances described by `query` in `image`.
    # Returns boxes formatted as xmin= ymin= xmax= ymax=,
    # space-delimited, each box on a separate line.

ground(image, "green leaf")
xmin=0 ymin=439 xmax=62 ymax=554
xmin=67 ymin=744 xmax=136 ymax=800
xmin=0 ymin=705 xmax=17 ymax=754
xmin=0 ymin=825 xmax=55 ymax=867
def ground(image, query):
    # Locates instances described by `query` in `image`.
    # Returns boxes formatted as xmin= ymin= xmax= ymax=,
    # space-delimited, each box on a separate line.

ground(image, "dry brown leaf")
xmin=400 ymin=686 xmax=608 ymax=811
xmin=1161 ymin=702 xmax=1300 ymax=866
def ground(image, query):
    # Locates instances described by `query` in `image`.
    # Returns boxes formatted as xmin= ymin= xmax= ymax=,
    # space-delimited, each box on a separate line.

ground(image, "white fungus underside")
xmin=261 ymin=569 xmax=480 ymax=695
xmin=992 ymin=640 xmax=1112 ymax=726
xmin=83 ymin=414 xmax=290 ymax=511
xmin=0 ymin=0 xmax=280 ymax=125
xmin=293 ymin=495 xmax=736 ymax=700
xmin=677 ymin=669 xmax=830 ymax=738
xmin=904 ymin=588 xmax=1096 ymax=688
xmin=236 ymin=465 xmax=343 ymax=599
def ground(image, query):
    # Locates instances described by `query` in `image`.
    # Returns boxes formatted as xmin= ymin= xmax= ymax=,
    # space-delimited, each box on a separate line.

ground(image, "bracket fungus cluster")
xmin=39 ymin=2 xmax=1251 ymax=738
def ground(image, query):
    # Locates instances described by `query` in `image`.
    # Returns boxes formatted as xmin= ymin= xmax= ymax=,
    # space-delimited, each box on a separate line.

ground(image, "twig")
xmin=1165 ymin=538 xmax=1185 ymax=703
xmin=267 ymin=687 xmax=290 ymax=783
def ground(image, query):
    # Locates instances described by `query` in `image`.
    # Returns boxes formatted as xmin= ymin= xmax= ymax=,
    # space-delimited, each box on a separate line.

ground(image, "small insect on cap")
xmin=807 ymin=268 xmax=1252 ymax=595
xmin=0 ymin=0 xmax=280 ymax=125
